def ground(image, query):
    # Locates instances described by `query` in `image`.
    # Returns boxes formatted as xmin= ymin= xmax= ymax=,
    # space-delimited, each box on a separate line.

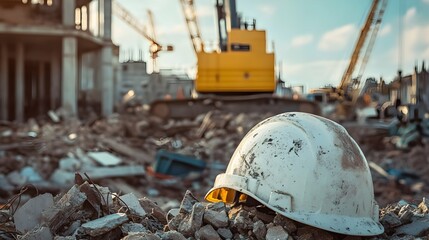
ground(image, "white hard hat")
xmin=205 ymin=112 xmax=384 ymax=236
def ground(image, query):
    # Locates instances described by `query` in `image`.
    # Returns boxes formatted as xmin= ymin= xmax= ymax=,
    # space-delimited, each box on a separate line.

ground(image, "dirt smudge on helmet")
xmin=323 ymin=120 xmax=365 ymax=171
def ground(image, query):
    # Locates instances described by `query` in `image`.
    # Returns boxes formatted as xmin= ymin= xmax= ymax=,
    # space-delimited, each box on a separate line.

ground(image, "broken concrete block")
xmin=81 ymin=213 xmax=128 ymax=237
xmin=206 ymin=202 xmax=226 ymax=212
xmin=13 ymin=193 xmax=54 ymax=234
xmin=50 ymin=169 xmax=75 ymax=186
xmin=83 ymin=165 xmax=145 ymax=180
xmin=232 ymin=210 xmax=253 ymax=230
xmin=195 ymin=225 xmax=222 ymax=240
xmin=88 ymin=152 xmax=122 ymax=166
xmin=167 ymin=212 xmax=185 ymax=231
xmin=42 ymin=184 xmax=87 ymax=232
xmin=273 ymin=213 xmax=297 ymax=233
xmin=178 ymin=202 xmax=205 ymax=237
xmin=217 ymin=228 xmax=233 ymax=239
xmin=380 ymin=212 xmax=402 ymax=228
xmin=203 ymin=209 xmax=229 ymax=228
xmin=139 ymin=197 xmax=167 ymax=224
xmin=399 ymin=210 xmax=414 ymax=224
xmin=395 ymin=215 xmax=429 ymax=237
xmin=59 ymin=157 xmax=81 ymax=171
xmin=266 ymin=225 xmax=289 ymax=240
xmin=120 ymin=222 xmax=147 ymax=234
xmin=252 ymin=220 xmax=266 ymax=240
xmin=119 ymin=193 xmax=147 ymax=218
xmin=179 ymin=190 xmax=199 ymax=214
xmin=122 ymin=232 xmax=161 ymax=240
xmin=54 ymin=237 xmax=76 ymax=240
xmin=6 ymin=171 xmax=26 ymax=186
xmin=159 ymin=230 xmax=187 ymax=240
xmin=0 ymin=174 xmax=15 ymax=192
xmin=296 ymin=226 xmax=334 ymax=240
xmin=20 ymin=166 xmax=43 ymax=182
xmin=63 ymin=220 xmax=81 ymax=236
xmin=20 ymin=227 xmax=53 ymax=240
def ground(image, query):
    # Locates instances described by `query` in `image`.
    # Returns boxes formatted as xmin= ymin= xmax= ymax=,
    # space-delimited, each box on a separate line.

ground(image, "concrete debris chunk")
xmin=88 ymin=152 xmax=122 ymax=166
xmin=395 ymin=215 xmax=429 ymax=237
xmin=42 ymin=184 xmax=87 ymax=232
xmin=266 ymin=225 xmax=289 ymax=240
xmin=81 ymin=213 xmax=128 ymax=236
xmin=203 ymin=208 xmax=229 ymax=228
xmin=195 ymin=224 xmax=222 ymax=240
xmin=6 ymin=171 xmax=26 ymax=186
xmin=119 ymin=193 xmax=147 ymax=218
xmin=83 ymin=165 xmax=145 ymax=180
xmin=158 ymin=230 xmax=187 ymax=240
xmin=177 ymin=202 xmax=205 ymax=237
xmin=139 ymin=197 xmax=168 ymax=224
xmin=217 ymin=228 xmax=233 ymax=239
xmin=232 ymin=210 xmax=253 ymax=230
xmin=122 ymin=232 xmax=162 ymax=240
xmin=20 ymin=166 xmax=43 ymax=182
xmin=20 ymin=226 xmax=53 ymax=240
xmin=50 ymin=169 xmax=75 ymax=186
xmin=252 ymin=220 xmax=266 ymax=240
xmin=296 ymin=226 xmax=334 ymax=240
xmin=13 ymin=193 xmax=54 ymax=234
xmin=120 ymin=222 xmax=147 ymax=234
xmin=273 ymin=213 xmax=297 ymax=233
xmin=179 ymin=190 xmax=199 ymax=214
xmin=59 ymin=157 xmax=81 ymax=171
xmin=380 ymin=212 xmax=402 ymax=228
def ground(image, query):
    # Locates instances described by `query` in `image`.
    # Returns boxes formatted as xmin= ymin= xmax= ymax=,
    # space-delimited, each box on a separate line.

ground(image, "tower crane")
xmin=338 ymin=0 xmax=388 ymax=101
xmin=112 ymin=1 xmax=173 ymax=71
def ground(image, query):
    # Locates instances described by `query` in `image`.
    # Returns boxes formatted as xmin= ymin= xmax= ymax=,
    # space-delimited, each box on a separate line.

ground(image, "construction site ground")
xmin=0 ymin=108 xmax=428 ymax=239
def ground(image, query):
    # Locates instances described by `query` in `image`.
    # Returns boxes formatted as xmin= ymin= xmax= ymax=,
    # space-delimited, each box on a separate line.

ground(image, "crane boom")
xmin=112 ymin=1 xmax=155 ymax=44
xmin=338 ymin=0 xmax=381 ymax=93
xmin=179 ymin=0 xmax=204 ymax=53
xmin=356 ymin=0 xmax=387 ymax=87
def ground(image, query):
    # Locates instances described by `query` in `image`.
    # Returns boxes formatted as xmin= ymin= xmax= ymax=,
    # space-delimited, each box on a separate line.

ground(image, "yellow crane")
xmin=149 ymin=0 xmax=319 ymax=119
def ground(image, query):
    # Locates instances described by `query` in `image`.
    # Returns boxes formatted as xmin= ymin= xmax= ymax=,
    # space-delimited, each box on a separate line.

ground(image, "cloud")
xmin=284 ymin=60 xmax=349 ymax=89
xmin=404 ymin=7 xmax=416 ymax=23
xmin=379 ymin=24 xmax=392 ymax=37
xmin=260 ymin=4 xmax=276 ymax=15
xmin=291 ymin=34 xmax=314 ymax=47
xmin=318 ymin=24 xmax=358 ymax=51
xmin=388 ymin=23 xmax=429 ymax=70
xmin=423 ymin=0 xmax=429 ymax=5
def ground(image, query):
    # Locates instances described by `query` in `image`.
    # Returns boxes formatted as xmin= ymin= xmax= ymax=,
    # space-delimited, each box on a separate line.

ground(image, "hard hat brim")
xmin=205 ymin=182 xmax=384 ymax=236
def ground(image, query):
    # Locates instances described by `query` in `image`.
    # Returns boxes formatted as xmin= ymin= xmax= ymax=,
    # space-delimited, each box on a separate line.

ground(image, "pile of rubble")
xmin=1 ymin=108 xmax=429 ymax=207
xmin=1 ymin=179 xmax=428 ymax=240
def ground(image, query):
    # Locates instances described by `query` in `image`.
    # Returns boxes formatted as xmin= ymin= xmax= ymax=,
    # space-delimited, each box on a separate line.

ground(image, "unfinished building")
xmin=0 ymin=0 xmax=117 ymax=122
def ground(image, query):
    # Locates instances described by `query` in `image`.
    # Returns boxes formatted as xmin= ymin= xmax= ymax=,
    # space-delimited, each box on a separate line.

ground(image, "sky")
xmin=111 ymin=0 xmax=429 ymax=91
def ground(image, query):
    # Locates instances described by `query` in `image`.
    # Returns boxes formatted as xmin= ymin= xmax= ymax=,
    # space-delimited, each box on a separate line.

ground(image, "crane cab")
xmin=195 ymin=28 xmax=275 ymax=94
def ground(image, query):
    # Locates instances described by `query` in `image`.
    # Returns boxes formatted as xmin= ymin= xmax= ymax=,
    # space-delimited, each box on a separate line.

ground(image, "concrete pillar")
xmin=98 ymin=0 xmax=104 ymax=37
xmin=0 ymin=44 xmax=8 ymax=120
xmin=100 ymin=46 xmax=113 ymax=117
xmin=62 ymin=37 xmax=78 ymax=115
xmin=103 ymin=0 xmax=112 ymax=40
xmin=15 ymin=43 xmax=24 ymax=122
xmin=63 ymin=0 xmax=76 ymax=27
xmin=38 ymin=61 xmax=45 ymax=113
xmin=50 ymin=52 xmax=60 ymax=110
